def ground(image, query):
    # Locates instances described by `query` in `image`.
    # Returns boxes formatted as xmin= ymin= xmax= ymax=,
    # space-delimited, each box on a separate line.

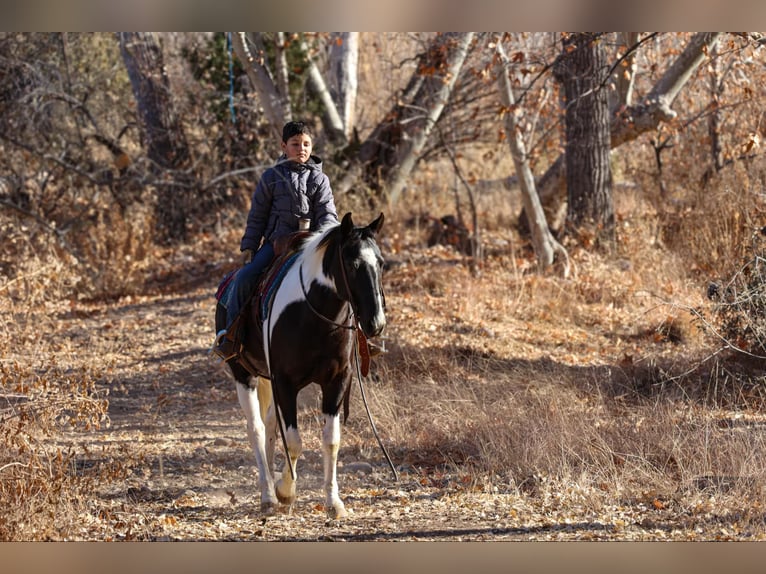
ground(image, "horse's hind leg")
xmin=257 ymin=377 xmax=277 ymax=474
xmin=274 ymin=393 xmax=301 ymax=509
xmin=236 ymin=381 xmax=279 ymax=515
xmin=321 ymin=413 xmax=348 ymax=519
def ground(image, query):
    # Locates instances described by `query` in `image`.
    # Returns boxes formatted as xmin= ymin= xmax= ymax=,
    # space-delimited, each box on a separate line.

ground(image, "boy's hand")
xmin=242 ymin=249 xmax=254 ymax=265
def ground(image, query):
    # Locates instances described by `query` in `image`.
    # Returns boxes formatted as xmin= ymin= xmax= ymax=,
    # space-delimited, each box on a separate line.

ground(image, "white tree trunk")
xmin=495 ymin=39 xmax=568 ymax=273
xmin=300 ymin=34 xmax=346 ymax=144
xmin=231 ymin=32 xmax=291 ymax=137
xmin=274 ymin=32 xmax=291 ymax=111
xmin=329 ymin=32 xmax=358 ymax=139
xmin=610 ymin=31 xmax=639 ymax=111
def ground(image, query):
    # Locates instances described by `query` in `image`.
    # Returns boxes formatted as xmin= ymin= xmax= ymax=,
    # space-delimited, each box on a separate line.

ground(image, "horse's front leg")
xmin=321 ymin=413 xmax=347 ymax=519
xmin=236 ymin=382 xmax=278 ymax=515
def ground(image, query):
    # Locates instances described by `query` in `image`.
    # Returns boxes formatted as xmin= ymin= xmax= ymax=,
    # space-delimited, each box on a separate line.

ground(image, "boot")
xmin=211 ymin=315 xmax=243 ymax=362
xmin=211 ymin=330 xmax=240 ymax=362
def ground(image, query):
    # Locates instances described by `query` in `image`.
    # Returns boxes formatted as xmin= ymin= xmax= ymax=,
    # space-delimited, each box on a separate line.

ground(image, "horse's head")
xmin=338 ymin=212 xmax=386 ymax=338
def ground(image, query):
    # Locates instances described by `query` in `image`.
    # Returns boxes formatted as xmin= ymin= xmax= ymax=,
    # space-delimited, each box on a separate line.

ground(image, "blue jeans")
xmin=226 ymin=242 xmax=274 ymax=328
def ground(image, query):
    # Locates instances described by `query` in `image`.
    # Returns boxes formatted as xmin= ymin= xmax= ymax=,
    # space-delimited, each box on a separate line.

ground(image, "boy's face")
xmin=281 ymin=133 xmax=313 ymax=163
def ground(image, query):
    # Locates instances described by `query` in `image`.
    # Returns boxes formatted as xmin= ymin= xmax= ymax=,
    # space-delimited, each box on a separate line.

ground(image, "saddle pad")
xmin=259 ymin=251 xmax=300 ymax=321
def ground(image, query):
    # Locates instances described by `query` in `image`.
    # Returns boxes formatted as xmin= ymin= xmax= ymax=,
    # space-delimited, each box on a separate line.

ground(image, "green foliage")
xmin=183 ymin=32 xmax=244 ymax=124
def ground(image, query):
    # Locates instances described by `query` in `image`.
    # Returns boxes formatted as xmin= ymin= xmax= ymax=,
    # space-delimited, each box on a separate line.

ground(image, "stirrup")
xmin=210 ymin=329 xmax=240 ymax=362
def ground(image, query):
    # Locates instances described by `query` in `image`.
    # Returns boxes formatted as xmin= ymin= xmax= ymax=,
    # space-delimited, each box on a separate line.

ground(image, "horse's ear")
xmin=369 ymin=212 xmax=385 ymax=234
xmin=340 ymin=212 xmax=354 ymax=236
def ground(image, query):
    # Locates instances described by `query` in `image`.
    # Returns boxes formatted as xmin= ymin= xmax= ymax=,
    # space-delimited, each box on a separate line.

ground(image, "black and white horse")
xmin=218 ymin=212 xmax=386 ymax=518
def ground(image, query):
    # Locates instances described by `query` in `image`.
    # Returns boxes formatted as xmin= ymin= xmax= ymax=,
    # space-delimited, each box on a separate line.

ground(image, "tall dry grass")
xmin=345 ymin=154 xmax=766 ymax=523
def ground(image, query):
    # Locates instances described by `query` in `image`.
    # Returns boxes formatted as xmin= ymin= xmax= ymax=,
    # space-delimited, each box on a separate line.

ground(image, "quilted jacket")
xmin=240 ymin=154 xmax=339 ymax=252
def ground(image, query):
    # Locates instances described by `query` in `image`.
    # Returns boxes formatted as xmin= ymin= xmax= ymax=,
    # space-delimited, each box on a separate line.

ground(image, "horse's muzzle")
xmin=363 ymin=315 xmax=386 ymax=339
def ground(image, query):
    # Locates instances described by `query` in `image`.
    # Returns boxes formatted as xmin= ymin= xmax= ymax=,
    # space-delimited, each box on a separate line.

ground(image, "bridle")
xmin=297 ymin=236 xmax=385 ymax=332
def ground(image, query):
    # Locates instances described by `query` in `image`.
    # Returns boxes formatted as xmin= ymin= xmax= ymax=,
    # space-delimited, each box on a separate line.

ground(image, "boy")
xmin=213 ymin=120 xmax=339 ymax=361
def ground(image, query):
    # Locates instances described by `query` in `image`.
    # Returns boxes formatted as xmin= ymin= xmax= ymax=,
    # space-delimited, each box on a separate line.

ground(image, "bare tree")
xmin=532 ymin=32 xmax=722 ymax=231
xmin=230 ymin=32 xmax=291 ymax=139
xmin=495 ymin=37 xmax=569 ymax=274
xmin=231 ymin=32 xmax=355 ymax=147
xmin=118 ymin=32 xmax=193 ymax=242
xmin=300 ymin=33 xmax=347 ymax=145
xmin=329 ymin=32 xmax=359 ymax=140
xmin=386 ymin=33 xmax=474 ymax=204
xmin=610 ymin=32 xmax=640 ymax=112
xmin=707 ymin=37 xmax=725 ymax=174
xmin=553 ymin=32 xmax=614 ymax=242
xmin=337 ymin=33 xmax=475 ymax=204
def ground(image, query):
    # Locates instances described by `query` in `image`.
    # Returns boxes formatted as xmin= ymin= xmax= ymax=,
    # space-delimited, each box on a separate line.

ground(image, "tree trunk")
xmin=610 ymin=32 xmax=640 ymax=112
xmin=301 ymin=34 xmax=347 ymax=145
xmin=495 ymin=39 xmax=568 ymax=273
xmin=385 ymin=33 xmax=474 ymax=204
xmin=231 ymin=32 xmax=291 ymax=139
xmin=329 ymin=32 xmax=358 ymax=140
xmin=554 ymin=33 xmax=614 ymax=242
xmin=530 ymin=32 xmax=721 ymax=232
xmin=118 ymin=32 xmax=193 ymax=242
xmin=707 ymin=38 xmax=724 ymax=173
xmin=334 ymin=34 xmax=473 ymax=202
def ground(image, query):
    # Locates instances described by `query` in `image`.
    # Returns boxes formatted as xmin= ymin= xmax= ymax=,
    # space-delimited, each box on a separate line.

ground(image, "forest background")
xmin=2 ymin=32 xmax=766 ymax=541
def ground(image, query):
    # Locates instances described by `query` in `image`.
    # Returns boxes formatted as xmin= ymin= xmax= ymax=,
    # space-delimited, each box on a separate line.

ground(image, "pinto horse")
xmin=216 ymin=212 xmax=386 ymax=518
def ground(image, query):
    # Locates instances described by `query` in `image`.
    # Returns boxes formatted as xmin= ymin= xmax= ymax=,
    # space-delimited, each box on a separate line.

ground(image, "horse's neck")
xmin=301 ymin=243 xmax=338 ymax=295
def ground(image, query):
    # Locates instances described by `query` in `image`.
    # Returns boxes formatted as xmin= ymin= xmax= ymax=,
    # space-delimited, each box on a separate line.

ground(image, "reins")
xmin=298 ymin=263 xmax=355 ymax=330
xmin=264 ymin=295 xmax=296 ymax=482
xmin=352 ymin=332 xmax=399 ymax=482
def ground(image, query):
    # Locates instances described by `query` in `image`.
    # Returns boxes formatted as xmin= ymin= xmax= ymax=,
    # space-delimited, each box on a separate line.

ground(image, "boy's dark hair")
xmin=282 ymin=121 xmax=313 ymax=142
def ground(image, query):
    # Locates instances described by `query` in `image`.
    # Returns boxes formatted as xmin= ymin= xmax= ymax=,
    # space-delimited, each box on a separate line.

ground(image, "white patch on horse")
xmin=275 ymin=426 xmax=301 ymax=506
xmin=358 ymin=242 xmax=386 ymax=330
xmin=263 ymin=229 xmax=336 ymax=367
xmin=236 ymin=382 xmax=278 ymax=513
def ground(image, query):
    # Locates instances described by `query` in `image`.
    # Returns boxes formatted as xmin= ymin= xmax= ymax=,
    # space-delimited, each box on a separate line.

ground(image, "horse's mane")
xmin=302 ymin=220 xmax=341 ymax=259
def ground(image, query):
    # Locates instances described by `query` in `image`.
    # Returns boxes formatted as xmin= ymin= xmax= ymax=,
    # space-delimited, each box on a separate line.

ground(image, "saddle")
xmin=214 ymin=232 xmax=311 ymax=361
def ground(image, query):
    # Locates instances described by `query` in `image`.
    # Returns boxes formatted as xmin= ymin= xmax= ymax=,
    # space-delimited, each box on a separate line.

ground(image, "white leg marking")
xmin=236 ymin=383 xmax=278 ymax=514
xmin=276 ymin=426 xmax=301 ymax=507
xmin=322 ymin=414 xmax=347 ymax=519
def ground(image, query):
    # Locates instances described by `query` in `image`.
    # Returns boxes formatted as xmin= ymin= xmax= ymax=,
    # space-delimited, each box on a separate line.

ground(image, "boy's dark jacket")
xmin=240 ymin=154 xmax=339 ymax=253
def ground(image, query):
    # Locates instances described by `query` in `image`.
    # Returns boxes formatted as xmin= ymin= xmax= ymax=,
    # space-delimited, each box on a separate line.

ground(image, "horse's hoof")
xmin=326 ymin=502 xmax=348 ymax=520
xmin=275 ymin=480 xmax=296 ymax=505
xmin=276 ymin=490 xmax=296 ymax=506
xmin=260 ymin=501 xmax=278 ymax=516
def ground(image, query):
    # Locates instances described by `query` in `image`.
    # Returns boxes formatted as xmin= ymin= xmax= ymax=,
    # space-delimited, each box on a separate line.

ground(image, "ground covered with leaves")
xmin=3 ymin=220 xmax=766 ymax=541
